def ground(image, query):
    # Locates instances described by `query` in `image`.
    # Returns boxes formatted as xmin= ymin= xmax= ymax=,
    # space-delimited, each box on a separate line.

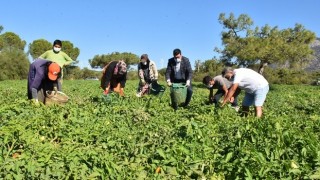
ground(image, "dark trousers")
xmin=57 ymin=78 xmax=62 ymax=91
xmin=171 ymin=79 xmax=193 ymax=109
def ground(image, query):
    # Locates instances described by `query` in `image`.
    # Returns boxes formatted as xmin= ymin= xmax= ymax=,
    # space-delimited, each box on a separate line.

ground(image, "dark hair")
xmin=173 ymin=48 xmax=181 ymax=56
xmin=202 ymin=76 xmax=212 ymax=85
xmin=221 ymin=67 xmax=233 ymax=76
xmin=140 ymin=54 xmax=149 ymax=60
xmin=53 ymin=39 xmax=62 ymax=46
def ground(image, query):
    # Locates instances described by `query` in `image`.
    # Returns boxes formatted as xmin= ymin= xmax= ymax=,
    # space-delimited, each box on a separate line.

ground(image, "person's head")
xmin=47 ymin=63 xmax=61 ymax=81
xmin=53 ymin=39 xmax=62 ymax=53
xmin=173 ymin=48 xmax=182 ymax=62
xmin=140 ymin=54 xmax=149 ymax=65
xmin=202 ymin=76 xmax=215 ymax=88
xmin=222 ymin=67 xmax=234 ymax=80
xmin=116 ymin=60 xmax=127 ymax=75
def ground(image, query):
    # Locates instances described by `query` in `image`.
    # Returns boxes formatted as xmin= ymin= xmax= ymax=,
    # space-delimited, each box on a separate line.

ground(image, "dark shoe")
xmin=181 ymin=102 xmax=189 ymax=108
xmin=172 ymin=103 xmax=178 ymax=110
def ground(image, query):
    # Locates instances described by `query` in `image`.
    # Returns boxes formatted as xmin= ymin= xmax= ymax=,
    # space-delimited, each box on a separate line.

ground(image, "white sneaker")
xmin=231 ymin=106 xmax=240 ymax=112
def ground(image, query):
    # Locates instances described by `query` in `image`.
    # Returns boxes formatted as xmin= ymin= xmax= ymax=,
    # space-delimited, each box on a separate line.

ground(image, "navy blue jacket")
xmin=165 ymin=56 xmax=193 ymax=83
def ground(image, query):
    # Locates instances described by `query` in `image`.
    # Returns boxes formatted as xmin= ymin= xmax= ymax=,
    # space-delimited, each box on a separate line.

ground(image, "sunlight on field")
xmin=0 ymin=80 xmax=320 ymax=179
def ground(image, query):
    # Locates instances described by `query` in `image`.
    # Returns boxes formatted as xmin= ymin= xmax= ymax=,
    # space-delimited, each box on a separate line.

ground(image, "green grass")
xmin=0 ymin=80 xmax=320 ymax=179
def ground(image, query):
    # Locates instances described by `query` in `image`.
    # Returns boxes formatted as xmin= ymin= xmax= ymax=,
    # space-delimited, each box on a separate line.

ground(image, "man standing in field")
xmin=39 ymin=39 xmax=74 ymax=91
xmin=202 ymin=75 xmax=240 ymax=111
xmin=27 ymin=59 xmax=61 ymax=104
xmin=165 ymin=48 xmax=193 ymax=109
xmin=221 ymin=67 xmax=269 ymax=117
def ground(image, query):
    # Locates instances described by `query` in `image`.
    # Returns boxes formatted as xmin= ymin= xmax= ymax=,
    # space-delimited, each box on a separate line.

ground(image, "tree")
xmin=89 ymin=52 xmax=140 ymax=69
xmin=194 ymin=60 xmax=203 ymax=73
xmin=202 ymin=58 xmax=225 ymax=75
xmin=216 ymin=13 xmax=316 ymax=74
xmin=28 ymin=39 xmax=52 ymax=59
xmin=0 ymin=28 xmax=29 ymax=80
xmin=61 ymin=40 xmax=80 ymax=64
xmin=0 ymin=32 xmax=26 ymax=51
xmin=0 ymin=49 xmax=30 ymax=80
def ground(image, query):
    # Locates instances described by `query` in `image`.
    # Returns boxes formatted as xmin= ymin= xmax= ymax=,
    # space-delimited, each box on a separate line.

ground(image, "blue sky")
xmin=1 ymin=0 xmax=319 ymax=69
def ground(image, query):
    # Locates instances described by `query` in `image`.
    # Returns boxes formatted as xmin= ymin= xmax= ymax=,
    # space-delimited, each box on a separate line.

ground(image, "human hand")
xmin=186 ymin=80 xmax=190 ymax=87
xmin=103 ymin=88 xmax=109 ymax=96
xmin=141 ymin=79 xmax=146 ymax=85
xmin=209 ymin=96 xmax=214 ymax=103
xmin=119 ymin=88 xmax=125 ymax=96
xmin=31 ymin=99 xmax=40 ymax=107
xmin=230 ymin=97 xmax=235 ymax=103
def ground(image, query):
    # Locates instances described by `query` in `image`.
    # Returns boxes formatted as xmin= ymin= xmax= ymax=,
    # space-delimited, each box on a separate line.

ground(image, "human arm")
xmin=222 ymin=84 xmax=228 ymax=97
xmin=137 ymin=64 xmax=146 ymax=84
xmin=152 ymin=62 xmax=159 ymax=80
xmin=118 ymin=72 xmax=127 ymax=96
xmin=184 ymin=57 xmax=193 ymax=86
xmin=30 ymin=70 xmax=45 ymax=100
xmin=209 ymin=88 xmax=214 ymax=102
xmin=222 ymin=83 xmax=239 ymax=106
xmin=165 ymin=59 xmax=172 ymax=86
xmin=62 ymin=52 xmax=74 ymax=66
xmin=101 ymin=63 xmax=115 ymax=90
xmin=120 ymin=72 xmax=127 ymax=88
xmin=39 ymin=51 xmax=48 ymax=59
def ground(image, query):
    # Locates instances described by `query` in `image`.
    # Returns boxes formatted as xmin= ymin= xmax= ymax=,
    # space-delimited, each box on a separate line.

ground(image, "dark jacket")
xmin=165 ymin=56 xmax=193 ymax=83
xmin=101 ymin=61 xmax=127 ymax=90
xmin=27 ymin=59 xmax=57 ymax=99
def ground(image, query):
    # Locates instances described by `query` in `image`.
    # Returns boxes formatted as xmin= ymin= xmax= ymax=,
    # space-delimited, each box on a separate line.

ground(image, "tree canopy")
xmin=215 ymin=13 xmax=316 ymax=73
xmin=28 ymin=39 xmax=52 ymax=60
xmin=89 ymin=52 xmax=140 ymax=69
xmin=0 ymin=32 xmax=26 ymax=51
xmin=0 ymin=28 xmax=29 ymax=80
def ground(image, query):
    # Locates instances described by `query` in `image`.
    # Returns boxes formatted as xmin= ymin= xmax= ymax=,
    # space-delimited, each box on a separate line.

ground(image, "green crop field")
xmin=1 ymin=80 xmax=320 ymax=179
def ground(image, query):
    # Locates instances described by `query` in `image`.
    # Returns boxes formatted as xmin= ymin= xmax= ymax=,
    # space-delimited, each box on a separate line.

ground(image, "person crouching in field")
xmin=221 ymin=67 xmax=269 ymax=117
xmin=27 ymin=59 xmax=61 ymax=104
xmin=101 ymin=60 xmax=127 ymax=96
xmin=202 ymin=75 xmax=240 ymax=111
xmin=136 ymin=54 xmax=159 ymax=97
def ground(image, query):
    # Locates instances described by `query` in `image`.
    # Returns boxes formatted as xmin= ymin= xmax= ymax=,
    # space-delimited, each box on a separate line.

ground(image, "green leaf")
xmin=87 ymin=172 xmax=100 ymax=179
xmin=225 ymin=152 xmax=233 ymax=163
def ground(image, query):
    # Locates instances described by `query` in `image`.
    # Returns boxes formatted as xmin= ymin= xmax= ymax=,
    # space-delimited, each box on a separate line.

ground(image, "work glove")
xmin=186 ymin=80 xmax=191 ymax=87
xmin=167 ymin=81 xmax=172 ymax=87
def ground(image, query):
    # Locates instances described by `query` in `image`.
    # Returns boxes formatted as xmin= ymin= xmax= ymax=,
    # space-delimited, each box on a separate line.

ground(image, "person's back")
xmin=101 ymin=60 xmax=127 ymax=96
xmin=233 ymin=68 xmax=268 ymax=93
xmin=213 ymin=75 xmax=232 ymax=89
